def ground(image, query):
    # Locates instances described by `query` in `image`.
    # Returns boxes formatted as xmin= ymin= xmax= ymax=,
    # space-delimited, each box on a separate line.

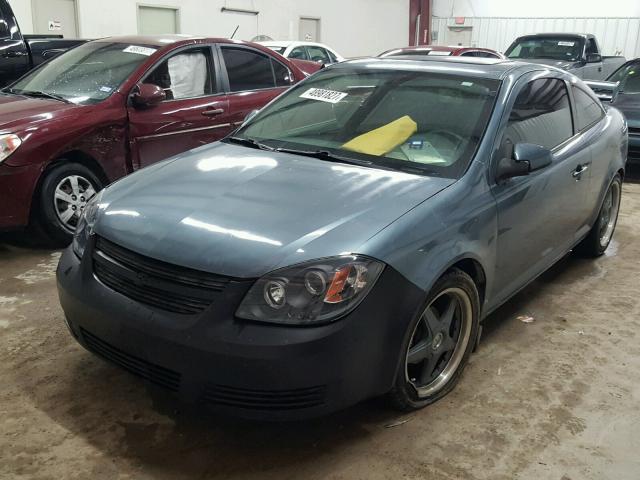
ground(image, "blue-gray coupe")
xmin=57 ymin=56 xmax=627 ymax=419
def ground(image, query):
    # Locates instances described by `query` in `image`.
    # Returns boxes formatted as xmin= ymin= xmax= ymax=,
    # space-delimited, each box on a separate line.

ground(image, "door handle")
xmin=598 ymin=66 xmax=602 ymax=72
xmin=572 ymin=164 xmax=589 ymax=178
xmin=2 ymin=51 xmax=28 ymax=58
xmin=202 ymin=108 xmax=224 ymax=117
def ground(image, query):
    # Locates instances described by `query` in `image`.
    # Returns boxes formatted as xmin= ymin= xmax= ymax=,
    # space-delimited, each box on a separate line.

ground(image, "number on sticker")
xmin=300 ymin=88 xmax=348 ymax=104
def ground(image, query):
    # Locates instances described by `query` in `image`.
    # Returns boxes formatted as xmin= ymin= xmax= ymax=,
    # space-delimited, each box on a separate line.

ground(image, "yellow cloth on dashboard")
xmin=342 ymin=116 xmax=418 ymax=156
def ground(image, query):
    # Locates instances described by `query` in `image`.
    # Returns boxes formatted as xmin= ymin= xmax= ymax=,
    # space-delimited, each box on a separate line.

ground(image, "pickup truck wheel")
xmin=36 ymin=162 xmax=102 ymax=246
xmin=575 ymin=174 xmax=622 ymax=257
xmin=389 ymin=268 xmax=480 ymax=411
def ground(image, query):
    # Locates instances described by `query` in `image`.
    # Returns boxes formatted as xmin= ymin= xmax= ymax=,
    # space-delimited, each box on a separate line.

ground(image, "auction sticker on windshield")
xmin=300 ymin=88 xmax=348 ymax=104
xmin=558 ymin=41 xmax=575 ymax=46
xmin=123 ymin=45 xmax=157 ymax=56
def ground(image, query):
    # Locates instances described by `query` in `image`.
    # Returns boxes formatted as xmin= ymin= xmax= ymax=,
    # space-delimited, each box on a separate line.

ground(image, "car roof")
xmin=332 ymin=56 xmax=544 ymax=80
xmin=515 ymin=33 xmax=591 ymax=39
xmin=260 ymin=40 xmax=329 ymax=48
xmin=95 ymin=34 xmax=257 ymax=48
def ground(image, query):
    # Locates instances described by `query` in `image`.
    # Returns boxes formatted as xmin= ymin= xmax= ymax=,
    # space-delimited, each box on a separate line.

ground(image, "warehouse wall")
xmin=433 ymin=0 xmax=640 ymax=18
xmin=7 ymin=0 xmax=409 ymax=57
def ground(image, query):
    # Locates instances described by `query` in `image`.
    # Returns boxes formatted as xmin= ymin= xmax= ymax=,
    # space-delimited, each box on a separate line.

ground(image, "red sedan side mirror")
xmin=132 ymin=83 xmax=166 ymax=108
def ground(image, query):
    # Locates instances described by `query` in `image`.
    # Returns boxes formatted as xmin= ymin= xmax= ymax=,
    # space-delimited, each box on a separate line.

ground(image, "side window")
xmin=572 ymin=86 xmax=604 ymax=131
xmin=272 ymin=60 xmax=293 ymax=87
xmin=586 ymin=38 xmax=598 ymax=56
xmin=326 ymin=49 xmax=338 ymax=63
xmin=144 ymin=47 xmax=214 ymax=100
xmin=289 ymin=46 xmax=308 ymax=60
xmin=306 ymin=46 xmax=330 ymax=63
xmin=460 ymin=51 xmax=477 ymax=57
xmin=476 ymin=51 xmax=500 ymax=58
xmin=504 ymin=78 xmax=573 ymax=150
xmin=221 ymin=47 xmax=275 ymax=92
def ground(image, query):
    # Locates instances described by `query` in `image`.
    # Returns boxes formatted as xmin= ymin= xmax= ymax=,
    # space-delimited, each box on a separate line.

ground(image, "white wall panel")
xmin=432 ymin=16 xmax=640 ymax=58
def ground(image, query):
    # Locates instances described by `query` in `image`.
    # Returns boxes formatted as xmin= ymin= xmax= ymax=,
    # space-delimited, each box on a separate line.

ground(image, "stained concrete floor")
xmin=1 ymin=183 xmax=640 ymax=480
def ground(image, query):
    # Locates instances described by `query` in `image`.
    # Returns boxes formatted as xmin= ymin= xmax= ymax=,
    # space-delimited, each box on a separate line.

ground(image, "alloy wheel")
xmin=598 ymin=180 xmax=621 ymax=248
xmin=54 ymin=175 xmax=97 ymax=233
xmin=405 ymin=287 xmax=473 ymax=398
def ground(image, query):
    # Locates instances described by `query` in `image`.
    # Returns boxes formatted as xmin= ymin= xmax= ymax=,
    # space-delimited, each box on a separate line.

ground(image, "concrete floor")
xmin=1 ymin=184 xmax=639 ymax=480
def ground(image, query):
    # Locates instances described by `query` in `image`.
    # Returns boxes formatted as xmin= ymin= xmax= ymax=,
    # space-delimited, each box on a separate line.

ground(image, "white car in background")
xmin=258 ymin=41 xmax=344 ymax=64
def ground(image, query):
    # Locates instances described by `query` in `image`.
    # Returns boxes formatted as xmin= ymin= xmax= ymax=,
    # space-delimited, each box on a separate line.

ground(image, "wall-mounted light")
xmin=220 ymin=7 xmax=259 ymax=15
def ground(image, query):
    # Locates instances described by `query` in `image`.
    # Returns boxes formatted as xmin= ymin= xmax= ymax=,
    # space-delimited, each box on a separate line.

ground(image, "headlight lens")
xmin=0 ymin=134 xmax=22 ymax=164
xmin=236 ymin=255 xmax=384 ymax=325
xmin=72 ymin=190 xmax=103 ymax=258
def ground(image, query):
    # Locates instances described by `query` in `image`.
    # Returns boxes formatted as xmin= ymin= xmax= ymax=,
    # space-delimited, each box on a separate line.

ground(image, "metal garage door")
xmin=299 ymin=17 xmax=320 ymax=42
xmin=138 ymin=6 xmax=179 ymax=35
xmin=32 ymin=0 xmax=78 ymax=38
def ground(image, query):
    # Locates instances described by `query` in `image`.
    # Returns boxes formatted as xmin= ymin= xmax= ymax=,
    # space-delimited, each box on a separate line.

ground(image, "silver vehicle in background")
xmin=505 ymin=33 xmax=626 ymax=80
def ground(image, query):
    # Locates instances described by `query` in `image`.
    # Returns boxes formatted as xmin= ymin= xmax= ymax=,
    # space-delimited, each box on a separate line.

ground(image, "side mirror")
xmin=131 ymin=83 xmax=166 ymax=108
xmin=586 ymin=53 xmax=602 ymax=63
xmin=496 ymin=143 xmax=552 ymax=181
xmin=244 ymin=109 xmax=259 ymax=123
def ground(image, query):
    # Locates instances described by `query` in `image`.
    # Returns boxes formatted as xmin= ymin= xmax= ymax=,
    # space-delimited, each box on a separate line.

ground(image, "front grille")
xmin=93 ymin=236 xmax=230 ymax=314
xmin=629 ymin=144 xmax=640 ymax=161
xmin=203 ymin=384 xmax=326 ymax=411
xmin=628 ymin=126 xmax=640 ymax=136
xmin=81 ymin=328 xmax=181 ymax=391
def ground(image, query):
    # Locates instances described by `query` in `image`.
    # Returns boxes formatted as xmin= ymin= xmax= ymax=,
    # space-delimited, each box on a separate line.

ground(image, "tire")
xmin=575 ymin=174 xmax=622 ymax=258
xmin=35 ymin=162 xmax=103 ymax=246
xmin=389 ymin=268 xmax=480 ymax=411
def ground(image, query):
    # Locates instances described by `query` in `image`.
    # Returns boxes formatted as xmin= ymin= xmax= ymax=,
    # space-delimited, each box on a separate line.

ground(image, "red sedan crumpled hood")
xmin=0 ymin=93 xmax=80 ymax=133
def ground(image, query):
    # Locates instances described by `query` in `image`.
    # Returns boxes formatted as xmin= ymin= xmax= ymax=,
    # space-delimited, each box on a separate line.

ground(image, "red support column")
xmin=409 ymin=0 xmax=431 ymax=46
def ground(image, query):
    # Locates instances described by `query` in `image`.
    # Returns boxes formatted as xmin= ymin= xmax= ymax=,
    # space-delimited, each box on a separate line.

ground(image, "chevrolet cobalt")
xmin=57 ymin=57 xmax=626 ymax=419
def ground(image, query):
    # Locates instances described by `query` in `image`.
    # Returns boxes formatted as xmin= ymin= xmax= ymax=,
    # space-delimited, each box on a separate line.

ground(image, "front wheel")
xmin=35 ymin=162 xmax=102 ymax=246
xmin=576 ymin=174 xmax=622 ymax=257
xmin=389 ymin=268 xmax=480 ymax=411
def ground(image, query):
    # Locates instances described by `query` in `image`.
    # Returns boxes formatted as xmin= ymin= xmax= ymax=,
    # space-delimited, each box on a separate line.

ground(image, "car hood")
xmin=0 ymin=93 xmax=80 ymax=132
xmin=95 ymin=143 xmax=455 ymax=278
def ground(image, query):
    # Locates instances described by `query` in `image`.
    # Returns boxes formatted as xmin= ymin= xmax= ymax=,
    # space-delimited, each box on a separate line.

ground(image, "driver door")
xmin=490 ymin=76 xmax=590 ymax=304
xmin=127 ymin=45 xmax=232 ymax=169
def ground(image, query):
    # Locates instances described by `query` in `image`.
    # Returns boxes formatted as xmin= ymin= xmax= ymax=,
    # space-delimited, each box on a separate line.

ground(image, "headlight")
xmin=0 ymin=134 xmax=22 ymax=164
xmin=72 ymin=190 xmax=103 ymax=258
xmin=236 ymin=255 xmax=384 ymax=325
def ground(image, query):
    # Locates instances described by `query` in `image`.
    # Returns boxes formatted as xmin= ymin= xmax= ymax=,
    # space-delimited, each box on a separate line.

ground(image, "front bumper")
xmin=0 ymin=162 xmax=41 ymax=230
xmin=56 ymin=241 xmax=424 ymax=420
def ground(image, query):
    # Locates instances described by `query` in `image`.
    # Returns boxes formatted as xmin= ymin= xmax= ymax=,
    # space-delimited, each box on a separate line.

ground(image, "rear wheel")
xmin=389 ymin=269 xmax=480 ymax=411
xmin=35 ymin=162 xmax=102 ymax=246
xmin=576 ymin=174 xmax=622 ymax=257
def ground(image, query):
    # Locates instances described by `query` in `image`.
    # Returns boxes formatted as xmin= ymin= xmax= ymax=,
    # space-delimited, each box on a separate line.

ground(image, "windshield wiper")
xmin=3 ymin=88 xmax=71 ymax=103
xmin=224 ymin=136 xmax=274 ymax=151
xmin=275 ymin=147 xmax=385 ymax=169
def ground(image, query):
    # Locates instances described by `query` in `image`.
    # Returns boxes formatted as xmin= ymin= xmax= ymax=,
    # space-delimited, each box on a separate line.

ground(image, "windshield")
xmin=608 ymin=61 xmax=640 ymax=93
xmin=230 ymin=68 xmax=500 ymax=178
xmin=10 ymin=42 xmax=155 ymax=105
xmin=506 ymin=37 xmax=583 ymax=62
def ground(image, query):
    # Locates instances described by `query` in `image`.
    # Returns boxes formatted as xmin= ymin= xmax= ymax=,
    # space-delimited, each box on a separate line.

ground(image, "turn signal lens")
xmin=236 ymin=256 xmax=385 ymax=325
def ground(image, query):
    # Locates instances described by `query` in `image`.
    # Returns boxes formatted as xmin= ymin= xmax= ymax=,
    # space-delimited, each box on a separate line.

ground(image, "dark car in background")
xmin=0 ymin=0 xmax=87 ymax=86
xmin=0 ymin=35 xmax=315 ymax=243
xmin=57 ymin=56 xmax=626 ymax=420
xmin=606 ymin=59 xmax=640 ymax=164
xmin=379 ymin=45 xmax=504 ymax=59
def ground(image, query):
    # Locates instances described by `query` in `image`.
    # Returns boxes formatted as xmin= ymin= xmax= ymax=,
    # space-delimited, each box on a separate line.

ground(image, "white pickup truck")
xmin=505 ymin=33 xmax=626 ymax=81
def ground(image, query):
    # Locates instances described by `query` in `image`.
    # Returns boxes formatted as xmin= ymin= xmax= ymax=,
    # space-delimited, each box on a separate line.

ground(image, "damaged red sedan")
xmin=0 ymin=35 xmax=315 ymax=243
